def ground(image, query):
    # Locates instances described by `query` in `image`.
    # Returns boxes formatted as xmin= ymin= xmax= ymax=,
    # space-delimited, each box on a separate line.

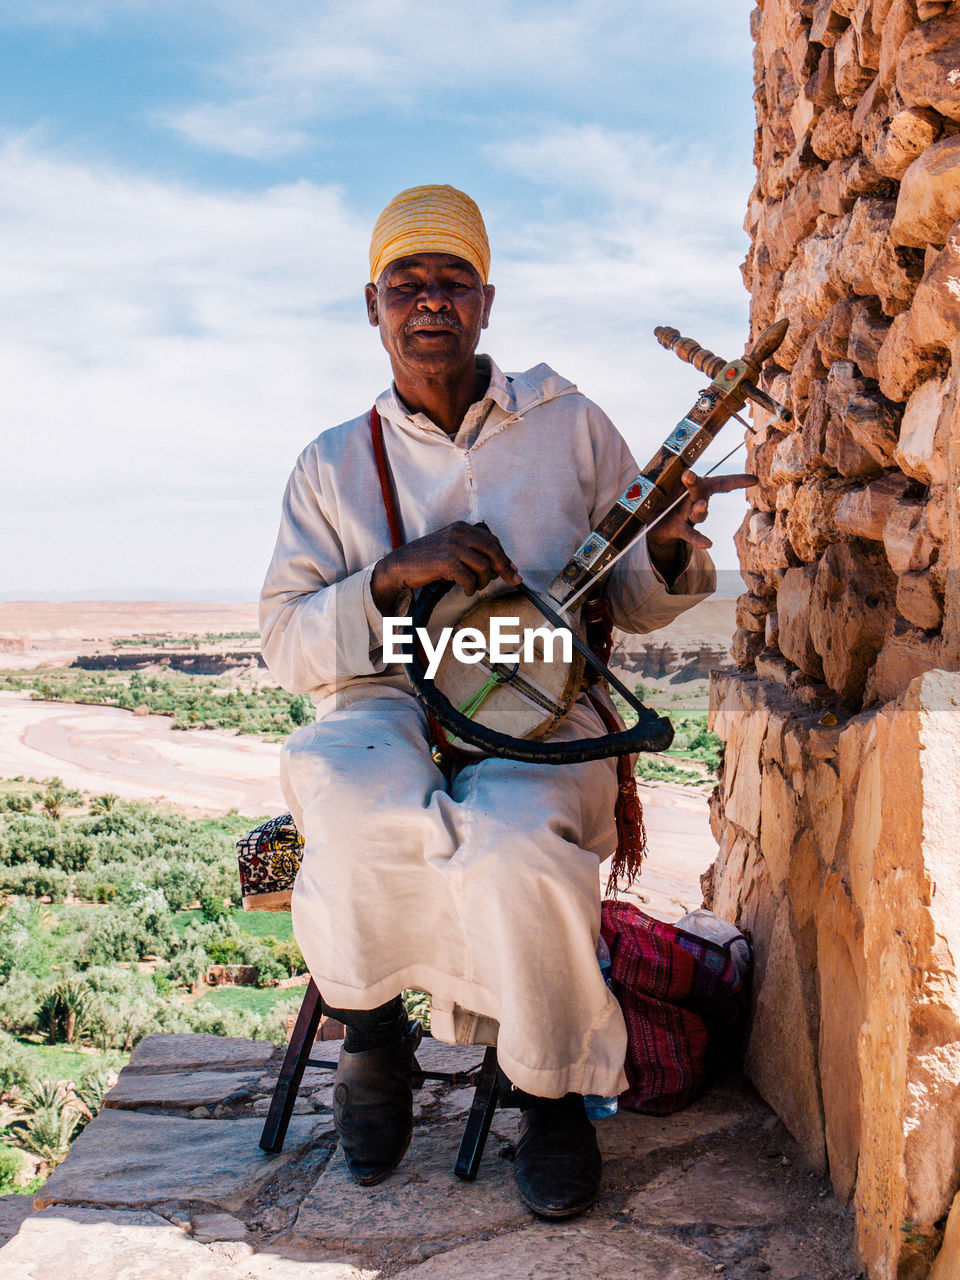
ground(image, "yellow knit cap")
xmin=369 ymin=184 xmax=490 ymax=285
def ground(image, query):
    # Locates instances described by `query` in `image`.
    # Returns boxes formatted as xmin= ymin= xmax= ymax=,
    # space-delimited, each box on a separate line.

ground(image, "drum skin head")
xmin=432 ymin=590 xmax=585 ymax=743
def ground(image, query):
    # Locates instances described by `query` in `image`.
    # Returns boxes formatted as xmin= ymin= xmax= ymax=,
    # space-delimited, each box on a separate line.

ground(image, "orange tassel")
xmin=608 ymin=758 xmax=647 ymax=896
xmin=584 ymin=686 xmax=648 ymax=897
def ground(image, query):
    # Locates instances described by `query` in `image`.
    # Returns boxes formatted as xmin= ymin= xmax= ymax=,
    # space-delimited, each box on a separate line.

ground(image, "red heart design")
xmin=625 ymin=483 xmax=642 ymax=502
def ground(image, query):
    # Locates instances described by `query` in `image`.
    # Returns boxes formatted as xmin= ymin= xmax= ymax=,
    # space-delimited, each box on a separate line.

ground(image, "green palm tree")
xmin=2 ymin=1081 xmax=83 ymax=1170
xmin=37 ymin=978 xmax=89 ymax=1045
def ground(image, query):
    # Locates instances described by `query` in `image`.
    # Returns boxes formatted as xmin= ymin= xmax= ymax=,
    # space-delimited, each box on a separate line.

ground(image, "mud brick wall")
xmin=706 ymin=5 xmax=960 ymax=1278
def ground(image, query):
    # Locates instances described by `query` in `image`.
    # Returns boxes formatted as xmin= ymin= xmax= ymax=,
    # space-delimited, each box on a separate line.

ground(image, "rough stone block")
xmin=288 ymin=1120 xmax=524 ymax=1248
xmin=811 ymin=0 xmax=849 ymax=47
xmin=930 ymin=1188 xmax=960 ymax=1280
xmin=865 ymin=105 xmax=942 ymax=180
xmin=897 ymin=570 xmax=943 ymax=631
xmin=0 ymin=1208 xmax=246 ymax=1280
xmin=811 ymin=104 xmax=858 ymax=161
xmin=765 ymin=610 xmax=780 ymax=650
xmin=716 ymin=689 xmax=769 ymax=837
xmin=877 ymin=232 xmax=960 ymax=400
xmin=769 ymin=431 xmax=807 ymax=485
xmin=127 ymin=1034 xmax=276 ymax=1075
xmin=745 ymin=901 xmax=827 ymax=1171
xmin=824 ymin=418 xmax=885 ymax=478
xmin=395 ymin=1226 xmax=720 ymax=1280
xmin=759 ymin=761 xmax=799 ymax=891
xmin=785 ymin=477 xmax=846 ymax=561
xmin=857 ymin=673 xmax=960 ymax=1279
xmin=734 ymin=509 xmax=795 ymax=580
xmin=834 ymin=471 xmax=913 ymax=540
xmin=866 ymin=623 xmax=943 ymax=703
xmin=819 ymin=154 xmax=891 ymax=216
xmin=790 ymin=330 xmax=828 ymax=410
xmin=880 ymin=0 xmax=921 ymax=89
xmin=895 ymin=375 xmax=949 ymax=485
xmin=777 ymin=566 xmax=824 ymax=679
xmin=817 ymin=298 xmax=857 ymax=366
xmin=764 ymin=169 xmax=828 ymax=271
xmin=0 ymin=1197 xmax=34 ymax=1247
xmin=894 ymin=136 xmax=960 ymax=249
xmin=838 ymin=197 xmax=922 ymax=315
xmin=805 ymin=756 xmax=843 ymax=865
xmin=103 ymin=1069 xmax=259 ymax=1110
xmin=882 ymin=500 xmax=934 ymax=575
xmin=801 ymin=377 xmax=832 ymax=470
xmin=846 ymin=299 xmax=890 ymax=380
xmin=816 ymin=875 xmax=865 ymax=1203
xmin=877 ymin=311 xmax=944 ymax=403
xmin=777 ymin=229 xmax=847 ymax=365
xmin=826 ymin=360 xmax=901 ymax=467
xmin=834 ymin=23 xmax=875 ymax=98
xmin=806 ymin=46 xmax=838 ymax=107
xmin=736 ymin=593 xmax=769 ymax=634
xmin=897 ymin=13 xmax=960 ymax=121
xmin=34 ymin=1110 xmax=326 ymax=1213
xmin=810 ymin=541 xmax=896 ymax=707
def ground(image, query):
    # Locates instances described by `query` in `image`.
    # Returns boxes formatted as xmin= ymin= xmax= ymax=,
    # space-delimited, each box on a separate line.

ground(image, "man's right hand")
xmin=370 ymin=522 xmax=521 ymax=614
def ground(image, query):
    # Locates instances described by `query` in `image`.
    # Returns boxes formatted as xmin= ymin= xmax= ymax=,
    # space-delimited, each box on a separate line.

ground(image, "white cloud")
xmin=0 ymin=135 xmax=384 ymax=592
xmin=481 ymin=124 xmax=754 ymax=572
xmin=155 ymin=0 xmax=750 ymax=157
xmin=2 ymin=118 xmax=753 ymax=594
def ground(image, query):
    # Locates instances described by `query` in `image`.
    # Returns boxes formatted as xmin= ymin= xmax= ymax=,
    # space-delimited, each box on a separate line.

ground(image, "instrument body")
xmin=412 ymin=320 xmax=791 ymax=761
xmin=437 ymin=590 xmax=585 ymax=743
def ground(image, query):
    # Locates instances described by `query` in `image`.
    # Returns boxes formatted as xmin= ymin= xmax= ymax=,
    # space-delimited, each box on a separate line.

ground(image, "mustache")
xmin=404 ymin=313 xmax=462 ymax=333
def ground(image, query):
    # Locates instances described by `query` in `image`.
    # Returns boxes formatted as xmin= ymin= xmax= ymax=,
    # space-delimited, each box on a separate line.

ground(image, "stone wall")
xmin=707 ymin=4 xmax=960 ymax=1278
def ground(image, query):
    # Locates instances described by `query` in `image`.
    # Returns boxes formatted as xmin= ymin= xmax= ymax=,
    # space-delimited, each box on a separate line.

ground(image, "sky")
xmin=1 ymin=1 xmax=757 ymax=599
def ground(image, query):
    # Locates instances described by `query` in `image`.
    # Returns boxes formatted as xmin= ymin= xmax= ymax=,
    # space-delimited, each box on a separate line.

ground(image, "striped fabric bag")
xmin=600 ymin=899 xmax=751 ymax=1114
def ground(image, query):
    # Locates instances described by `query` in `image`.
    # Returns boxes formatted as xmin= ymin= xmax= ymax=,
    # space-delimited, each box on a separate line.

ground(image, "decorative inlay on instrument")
xmin=547 ymin=318 xmax=792 ymax=610
xmin=406 ymin=319 xmax=793 ymax=765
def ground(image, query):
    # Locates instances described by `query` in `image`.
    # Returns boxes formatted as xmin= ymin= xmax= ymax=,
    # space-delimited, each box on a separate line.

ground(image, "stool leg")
xmin=454 ymin=1046 xmax=500 ymax=1181
xmin=260 ymin=978 xmax=325 ymax=1153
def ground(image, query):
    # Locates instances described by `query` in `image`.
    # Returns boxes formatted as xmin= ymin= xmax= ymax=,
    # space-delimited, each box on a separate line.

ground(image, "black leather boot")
xmin=513 ymin=1094 xmax=602 ymax=1219
xmin=332 ymin=1019 xmax=422 ymax=1185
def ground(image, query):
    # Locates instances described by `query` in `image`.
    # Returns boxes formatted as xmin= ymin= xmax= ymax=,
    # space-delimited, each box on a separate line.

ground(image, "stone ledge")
xmin=127 ymin=1033 xmax=278 ymax=1075
xmin=0 ymin=1206 xmax=374 ymax=1280
xmin=34 ymin=1111 xmax=330 ymax=1213
xmin=0 ymin=1030 xmax=863 ymax=1280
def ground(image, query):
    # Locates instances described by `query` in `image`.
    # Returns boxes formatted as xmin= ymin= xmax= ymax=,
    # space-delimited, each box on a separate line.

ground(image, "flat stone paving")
xmin=0 ymin=1032 xmax=866 ymax=1279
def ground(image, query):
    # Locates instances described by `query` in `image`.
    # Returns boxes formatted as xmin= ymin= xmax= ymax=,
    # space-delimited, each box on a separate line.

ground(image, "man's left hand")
xmin=646 ymin=469 xmax=756 ymax=582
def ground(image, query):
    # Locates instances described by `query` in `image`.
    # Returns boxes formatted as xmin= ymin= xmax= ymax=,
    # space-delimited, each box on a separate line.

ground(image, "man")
xmin=260 ymin=184 xmax=747 ymax=1218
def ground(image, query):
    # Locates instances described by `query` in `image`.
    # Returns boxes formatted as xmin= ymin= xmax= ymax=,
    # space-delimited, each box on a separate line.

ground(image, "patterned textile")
xmin=237 ymin=813 xmax=304 ymax=912
xmin=600 ymin=899 xmax=751 ymax=1115
xmin=369 ymin=184 xmax=490 ymax=283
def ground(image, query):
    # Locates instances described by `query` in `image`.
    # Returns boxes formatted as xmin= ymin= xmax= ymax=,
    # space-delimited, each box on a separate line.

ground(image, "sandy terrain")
xmin=0 ymin=599 xmax=723 ymax=916
xmin=0 ymin=601 xmax=260 ymax=670
xmin=0 ymin=693 xmax=283 ymax=816
xmin=0 ymin=597 xmax=735 ymax=670
xmin=0 ymin=691 xmax=714 ymax=918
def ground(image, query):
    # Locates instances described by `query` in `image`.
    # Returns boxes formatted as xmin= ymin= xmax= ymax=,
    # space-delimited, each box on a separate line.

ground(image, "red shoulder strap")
xmin=369 ymin=405 xmax=403 ymax=552
xmin=369 ymin=404 xmax=468 ymax=770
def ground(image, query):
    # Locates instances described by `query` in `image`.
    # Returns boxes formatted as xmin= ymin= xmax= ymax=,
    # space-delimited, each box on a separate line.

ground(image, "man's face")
xmin=365 ymin=253 xmax=495 ymax=383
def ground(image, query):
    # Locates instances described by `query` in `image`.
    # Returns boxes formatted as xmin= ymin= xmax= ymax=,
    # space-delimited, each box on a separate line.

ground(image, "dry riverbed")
xmin=0 ymin=692 xmax=716 ymax=920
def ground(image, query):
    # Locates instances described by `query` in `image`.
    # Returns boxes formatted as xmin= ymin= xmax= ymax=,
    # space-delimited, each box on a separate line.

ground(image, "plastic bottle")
xmin=584 ymin=934 xmax=619 ymax=1120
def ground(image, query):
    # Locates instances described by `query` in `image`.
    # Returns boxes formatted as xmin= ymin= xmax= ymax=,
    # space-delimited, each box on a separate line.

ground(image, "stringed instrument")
xmin=406 ymin=318 xmax=792 ymax=764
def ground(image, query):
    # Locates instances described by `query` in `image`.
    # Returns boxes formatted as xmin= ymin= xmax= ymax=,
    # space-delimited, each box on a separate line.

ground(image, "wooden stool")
xmin=259 ymin=978 xmax=503 ymax=1181
xmin=239 ymin=815 xmax=506 ymax=1180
